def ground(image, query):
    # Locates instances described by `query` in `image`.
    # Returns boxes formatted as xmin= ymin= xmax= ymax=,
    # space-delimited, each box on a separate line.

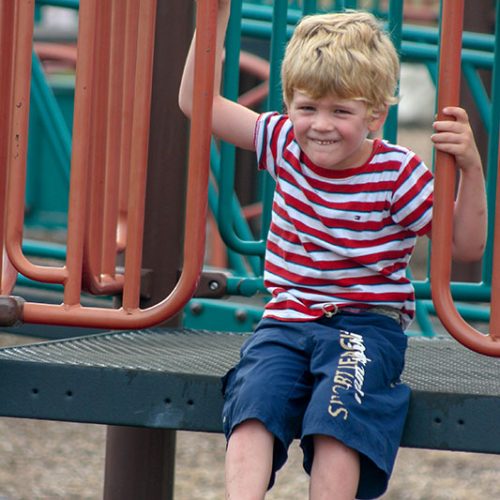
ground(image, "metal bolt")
xmin=209 ymin=280 xmax=220 ymax=291
xmin=190 ymin=302 xmax=203 ymax=315
xmin=235 ymin=309 xmax=248 ymax=323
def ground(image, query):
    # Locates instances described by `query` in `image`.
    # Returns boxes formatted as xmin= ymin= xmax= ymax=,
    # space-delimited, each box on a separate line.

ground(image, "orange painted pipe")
xmin=238 ymin=51 xmax=270 ymax=108
xmin=33 ymin=42 xmax=77 ymax=67
xmin=5 ymin=0 xmax=67 ymax=285
xmin=101 ymin=0 xmax=126 ymax=278
xmin=430 ymin=0 xmax=500 ymax=356
xmin=82 ymin=0 xmax=125 ymax=296
xmin=22 ymin=0 xmax=218 ymax=328
xmin=121 ymin=0 xmax=158 ymax=311
xmin=488 ymin=149 xmax=500 ymax=337
xmin=116 ymin=0 xmax=141 ymax=253
xmin=82 ymin=1 xmax=110 ymax=294
xmin=63 ymin=0 xmax=99 ymax=305
xmin=0 ymin=1 xmax=17 ymax=294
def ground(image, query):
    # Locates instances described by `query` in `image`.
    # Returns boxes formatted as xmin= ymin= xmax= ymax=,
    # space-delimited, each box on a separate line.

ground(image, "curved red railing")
xmin=1 ymin=0 xmax=218 ymax=329
xmin=0 ymin=2 xmax=17 ymax=296
xmin=430 ymin=0 xmax=500 ymax=356
xmin=237 ymin=51 xmax=270 ymax=108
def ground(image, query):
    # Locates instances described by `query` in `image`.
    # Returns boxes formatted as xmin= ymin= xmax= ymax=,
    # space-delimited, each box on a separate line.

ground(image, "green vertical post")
xmin=482 ymin=3 xmax=500 ymax=282
xmin=302 ymin=0 xmax=318 ymax=15
xmin=217 ymin=0 xmax=265 ymax=256
xmin=335 ymin=0 xmax=346 ymax=11
xmin=259 ymin=0 xmax=288 ymax=244
xmin=383 ymin=0 xmax=403 ymax=143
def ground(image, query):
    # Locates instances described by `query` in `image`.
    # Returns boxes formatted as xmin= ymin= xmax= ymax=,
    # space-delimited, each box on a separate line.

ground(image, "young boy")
xmin=179 ymin=2 xmax=487 ymax=498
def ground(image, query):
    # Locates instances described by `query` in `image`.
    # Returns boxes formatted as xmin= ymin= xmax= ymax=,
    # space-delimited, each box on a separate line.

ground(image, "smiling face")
xmin=287 ymin=90 xmax=387 ymax=171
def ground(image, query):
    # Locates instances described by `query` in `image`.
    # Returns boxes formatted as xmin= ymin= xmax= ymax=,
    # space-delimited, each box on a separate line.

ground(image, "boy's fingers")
xmin=432 ymin=120 xmax=464 ymax=133
xmin=431 ymin=132 xmax=462 ymax=145
xmin=440 ymin=106 xmax=469 ymax=123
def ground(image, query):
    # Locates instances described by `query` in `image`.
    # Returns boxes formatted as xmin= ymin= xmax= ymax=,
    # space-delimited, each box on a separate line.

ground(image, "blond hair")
xmin=281 ymin=10 xmax=399 ymax=114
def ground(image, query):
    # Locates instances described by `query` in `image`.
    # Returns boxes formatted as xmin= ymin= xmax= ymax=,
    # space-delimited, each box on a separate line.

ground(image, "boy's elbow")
xmin=452 ymin=241 xmax=486 ymax=262
xmin=178 ymin=94 xmax=192 ymax=119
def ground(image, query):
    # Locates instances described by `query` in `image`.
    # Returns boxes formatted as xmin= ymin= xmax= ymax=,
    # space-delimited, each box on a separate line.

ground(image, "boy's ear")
xmin=367 ymin=106 xmax=389 ymax=132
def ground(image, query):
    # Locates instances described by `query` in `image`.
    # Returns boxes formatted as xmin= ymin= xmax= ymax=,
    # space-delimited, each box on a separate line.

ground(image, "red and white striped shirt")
xmin=255 ymin=112 xmax=434 ymax=329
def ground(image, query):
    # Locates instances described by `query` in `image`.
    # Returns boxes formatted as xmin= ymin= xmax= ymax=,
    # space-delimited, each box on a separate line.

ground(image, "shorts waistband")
xmin=322 ymin=304 xmax=402 ymax=325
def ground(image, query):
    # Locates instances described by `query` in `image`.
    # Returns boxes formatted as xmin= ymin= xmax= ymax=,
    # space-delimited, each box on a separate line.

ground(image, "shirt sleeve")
xmin=254 ymin=111 xmax=290 ymax=181
xmin=391 ymin=151 xmax=434 ymax=236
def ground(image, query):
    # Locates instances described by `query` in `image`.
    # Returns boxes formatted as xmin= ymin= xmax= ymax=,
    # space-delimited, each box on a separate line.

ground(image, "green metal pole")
xmin=482 ymin=2 xmax=500 ymax=282
xmin=383 ymin=0 xmax=403 ymax=143
xmin=218 ymin=1 xmax=266 ymax=256
xmin=259 ymin=0 xmax=288 ymax=245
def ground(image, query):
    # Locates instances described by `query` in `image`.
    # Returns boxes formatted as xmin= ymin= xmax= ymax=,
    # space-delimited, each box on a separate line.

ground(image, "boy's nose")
xmin=312 ymin=113 xmax=334 ymax=131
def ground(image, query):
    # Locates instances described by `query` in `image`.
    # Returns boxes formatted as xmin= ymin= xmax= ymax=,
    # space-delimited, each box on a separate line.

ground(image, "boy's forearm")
xmin=451 ymin=164 xmax=487 ymax=261
xmin=178 ymin=1 xmax=231 ymax=118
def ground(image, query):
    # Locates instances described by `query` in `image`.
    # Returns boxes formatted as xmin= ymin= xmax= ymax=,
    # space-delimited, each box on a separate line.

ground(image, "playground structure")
xmin=0 ymin=0 xmax=499 ymax=498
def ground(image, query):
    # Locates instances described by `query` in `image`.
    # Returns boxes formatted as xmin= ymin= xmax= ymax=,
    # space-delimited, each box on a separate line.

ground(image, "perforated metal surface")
xmin=0 ymin=329 xmax=499 ymax=395
xmin=403 ymin=336 xmax=500 ymax=396
xmin=0 ymin=328 xmax=246 ymax=376
xmin=1 ymin=329 xmax=500 ymax=451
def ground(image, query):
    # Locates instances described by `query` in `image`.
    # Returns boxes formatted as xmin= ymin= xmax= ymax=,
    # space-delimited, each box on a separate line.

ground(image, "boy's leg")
xmin=225 ymin=419 xmax=274 ymax=500
xmin=309 ymin=435 xmax=360 ymax=500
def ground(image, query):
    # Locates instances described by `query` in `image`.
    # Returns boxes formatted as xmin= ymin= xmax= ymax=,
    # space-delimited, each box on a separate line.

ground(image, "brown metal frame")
xmin=0 ymin=0 xmax=217 ymax=329
xmin=430 ymin=0 xmax=500 ymax=356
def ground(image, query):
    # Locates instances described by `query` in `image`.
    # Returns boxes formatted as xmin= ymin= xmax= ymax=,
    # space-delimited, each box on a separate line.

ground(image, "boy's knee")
xmin=231 ymin=419 xmax=272 ymax=441
xmin=313 ymin=435 xmax=360 ymax=467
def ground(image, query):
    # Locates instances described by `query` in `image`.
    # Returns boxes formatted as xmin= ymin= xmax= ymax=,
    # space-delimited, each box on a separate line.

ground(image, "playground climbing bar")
xmin=430 ymin=0 xmax=500 ymax=356
xmin=0 ymin=0 xmax=218 ymax=329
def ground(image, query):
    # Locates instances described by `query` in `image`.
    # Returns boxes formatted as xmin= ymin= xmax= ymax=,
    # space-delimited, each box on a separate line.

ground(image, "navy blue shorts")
xmin=222 ymin=312 xmax=410 ymax=499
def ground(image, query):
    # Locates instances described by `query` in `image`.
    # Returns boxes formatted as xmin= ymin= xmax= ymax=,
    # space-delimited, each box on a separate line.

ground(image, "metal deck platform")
xmin=0 ymin=328 xmax=499 ymax=453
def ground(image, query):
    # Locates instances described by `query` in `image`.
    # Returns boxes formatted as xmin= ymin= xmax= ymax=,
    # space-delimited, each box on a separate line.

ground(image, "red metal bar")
xmin=5 ymin=0 xmax=67 ymax=285
xmin=33 ymin=42 xmax=77 ymax=66
xmin=101 ymin=0 xmax=126 ymax=277
xmin=489 ymin=152 xmax=500 ymax=335
xmin=63 ymin=0 xmax=98 ymax=305
xmin=116 ymin=0 xmax=141 ymax=253
xmin=0 ymin=1 xmax=17 ymax=294
xmin=430 ymin=0 xmax=500 ymax=356
xmin=238 ymin=51 xmax=270 ymax=108
xmin=121 ymin=0 xmax=158 ymax=311
xmin=21 ymin=0 xmax=217 ymax=328
xmin=83 ymin=1 xmax=111 ymax=294
xmin=82 ymin=0 xmax=126 ymax=296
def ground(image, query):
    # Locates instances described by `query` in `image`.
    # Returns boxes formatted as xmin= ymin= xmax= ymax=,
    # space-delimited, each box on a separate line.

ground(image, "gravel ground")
xmin=1 ymin=419 xmax=500 ymax=499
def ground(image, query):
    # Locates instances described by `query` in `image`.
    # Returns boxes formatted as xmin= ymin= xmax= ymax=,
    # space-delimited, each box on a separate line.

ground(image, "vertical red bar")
xmin=429 ymin=0 xmax=500 ymax=355
xmin=5 ymin=0 xmax=33 ymax=266
xmin=64 ymin=0 xmax=98 ymax=305
xmin=5 ymin=0 xmax=67 ymax=284
xmin=83 ymin=0 xmax=111 ymax=293
xmin=430 ymin=0 xmax=464 ymax=325
xmin=121 ymin=0 xmax=158 ymax=310
xmin=101 ymin=0 xmax=126 ymax=277
xmin=0 ymin=1 xmax=17 ymax=294
xmin=490 ymin=152 xmax=500 ymax=339
xmin=180 ymin=0 xmax=218 ymax=281
xmin=117 ymin=0 xmax=140 ymax=253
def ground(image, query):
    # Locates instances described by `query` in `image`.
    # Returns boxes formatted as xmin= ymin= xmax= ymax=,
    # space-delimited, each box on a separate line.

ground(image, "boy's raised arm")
xmin=178 ymin=0 xmax=258 ymax=151
xmin=431 ymin=106 xmax=487 ymax=262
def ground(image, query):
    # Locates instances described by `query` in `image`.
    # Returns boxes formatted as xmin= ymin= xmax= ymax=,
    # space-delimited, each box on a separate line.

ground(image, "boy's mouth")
xmin=311 ymin=139 xmax=338 ymax=146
